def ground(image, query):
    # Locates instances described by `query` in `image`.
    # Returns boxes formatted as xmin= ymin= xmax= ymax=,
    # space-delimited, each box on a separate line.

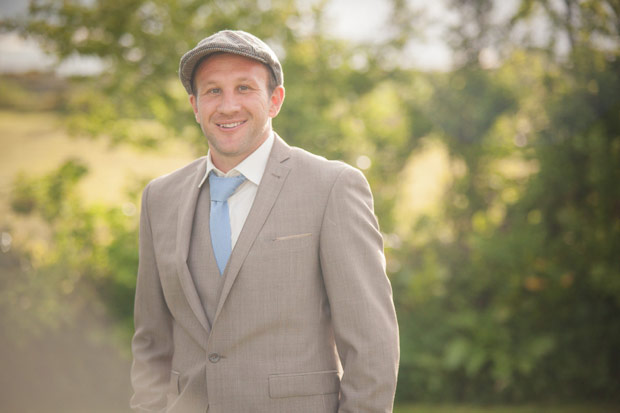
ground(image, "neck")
xmin=210 ymin=129 xmax=271 ymax=173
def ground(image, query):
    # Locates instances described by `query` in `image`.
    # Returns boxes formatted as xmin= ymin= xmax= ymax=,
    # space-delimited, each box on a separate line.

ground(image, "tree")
xmin=4 ymin=0 xmax=620 ymax=405
xmin=391 ymin=0 xmax=620 ymax=403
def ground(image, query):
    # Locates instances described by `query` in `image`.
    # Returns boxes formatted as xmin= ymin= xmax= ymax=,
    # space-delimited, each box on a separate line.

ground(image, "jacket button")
xmin=208 ymin=353 xmax=221 ymax=363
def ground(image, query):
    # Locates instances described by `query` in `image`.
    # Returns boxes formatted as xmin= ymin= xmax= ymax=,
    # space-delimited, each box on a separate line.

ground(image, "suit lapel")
xmin=212 ymin=136 xmax=292 ymax=323
xmin=176 ymin=158 xmax=211 ymax=336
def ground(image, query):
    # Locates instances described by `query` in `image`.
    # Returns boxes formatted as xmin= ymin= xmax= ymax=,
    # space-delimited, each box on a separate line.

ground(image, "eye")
xmin=207 ymin=88 xmax=221 ymax=95
xmin=238 ymin=85 xmax=250 ymax=92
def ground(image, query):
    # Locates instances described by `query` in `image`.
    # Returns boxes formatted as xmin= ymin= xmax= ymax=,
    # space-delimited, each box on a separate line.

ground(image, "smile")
xmin=217 ymin=121 xmax=246 ymax=129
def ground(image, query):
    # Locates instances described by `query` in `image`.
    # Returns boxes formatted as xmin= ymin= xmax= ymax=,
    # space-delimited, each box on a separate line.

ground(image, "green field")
xmin=394 ymin=405 xmax=617 ymax=413
xmin=0 ymin=110 xmax=196 ymax=204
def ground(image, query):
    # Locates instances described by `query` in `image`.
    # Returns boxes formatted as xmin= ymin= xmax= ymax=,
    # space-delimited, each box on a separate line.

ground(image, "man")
xmin=130 ymin=30 xmax=399 ymax=413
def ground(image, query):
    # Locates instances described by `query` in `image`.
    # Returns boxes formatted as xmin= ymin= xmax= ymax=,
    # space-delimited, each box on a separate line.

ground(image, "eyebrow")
xmin=196 ymin=76 xmax=262 ymax=94
xmin=201 ymin=76 xmax=259 ymax=85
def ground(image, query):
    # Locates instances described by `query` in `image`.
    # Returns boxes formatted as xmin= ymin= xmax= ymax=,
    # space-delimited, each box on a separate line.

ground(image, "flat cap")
xmin=179 ymin=30 xmax=283 ymax=95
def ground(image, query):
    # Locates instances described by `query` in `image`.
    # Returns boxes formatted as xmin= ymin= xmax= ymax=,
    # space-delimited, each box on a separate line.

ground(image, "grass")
xmin=394 ymin=405 xmax=618 ymax=413
xmin=0 ymin=109 xmax=198 ymax=246
xmin=0 ymin=110 xmax=197 ymax=203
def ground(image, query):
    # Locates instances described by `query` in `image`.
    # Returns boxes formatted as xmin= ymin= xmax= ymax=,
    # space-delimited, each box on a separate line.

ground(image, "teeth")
xmin=219 ymin=121 xmax=244 ymax=129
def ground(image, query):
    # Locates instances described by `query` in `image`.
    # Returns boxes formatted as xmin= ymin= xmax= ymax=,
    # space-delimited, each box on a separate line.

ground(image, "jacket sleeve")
xmin=319 ymin=166 xmax=400 ymax=412
xmin=130 ymin=183 xmax=174 ymax=412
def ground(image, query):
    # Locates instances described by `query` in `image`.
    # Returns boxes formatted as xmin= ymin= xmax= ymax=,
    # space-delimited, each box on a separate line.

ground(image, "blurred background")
xmin=1 ymin=0 xmax=619 ymax=412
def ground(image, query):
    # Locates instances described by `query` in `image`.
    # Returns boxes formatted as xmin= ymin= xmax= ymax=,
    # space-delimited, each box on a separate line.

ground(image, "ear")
xmin=268 ymin=86 xmax=285 ymax=118
xmin=189 ymin=94 xmax=200 ymax=123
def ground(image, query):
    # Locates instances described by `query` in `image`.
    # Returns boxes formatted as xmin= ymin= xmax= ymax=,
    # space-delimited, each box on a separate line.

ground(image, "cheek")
xmin=257 ymin=99 xmax=273 ymax=117
xmin=195 ymin=100 xmax=215 ymax=122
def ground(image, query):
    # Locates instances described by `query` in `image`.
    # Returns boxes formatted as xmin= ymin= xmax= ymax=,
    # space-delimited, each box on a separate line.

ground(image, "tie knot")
xmin=209 ymin=173 xmax=246 ymax=202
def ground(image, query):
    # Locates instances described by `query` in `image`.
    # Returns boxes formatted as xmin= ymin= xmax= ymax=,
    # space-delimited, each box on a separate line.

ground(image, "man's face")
xmin=189 ymin=53 xmax=285 ymax=172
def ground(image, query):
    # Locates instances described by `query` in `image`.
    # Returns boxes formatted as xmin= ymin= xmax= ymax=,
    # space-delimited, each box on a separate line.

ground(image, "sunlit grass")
xmin=0 ymin=109 xmax=198 ymax=248
xmin=394 ymin=405 xmax=618 ymax=413
xmin=0 ymin=109 xmax=196 ymax=205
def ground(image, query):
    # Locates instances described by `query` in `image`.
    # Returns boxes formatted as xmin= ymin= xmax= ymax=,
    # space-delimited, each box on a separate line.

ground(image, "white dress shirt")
xmin=198 ymin=132 xmax=274 ymax=248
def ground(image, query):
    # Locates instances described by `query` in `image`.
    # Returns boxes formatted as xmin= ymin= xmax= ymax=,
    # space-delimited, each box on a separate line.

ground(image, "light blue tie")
xmin=209 ymin=173 xmax=246 ymax=275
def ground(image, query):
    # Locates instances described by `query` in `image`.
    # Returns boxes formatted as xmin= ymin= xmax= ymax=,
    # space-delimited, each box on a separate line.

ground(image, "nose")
xmin=217 ymin=90 xmax=241 ymax=114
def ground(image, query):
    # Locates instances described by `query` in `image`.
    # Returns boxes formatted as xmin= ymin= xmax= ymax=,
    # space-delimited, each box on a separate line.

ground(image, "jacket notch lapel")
xmin=212 ymin=137 xmax=292 ymax=323
xmin=175 ymin=160 xmax=211 ymax=337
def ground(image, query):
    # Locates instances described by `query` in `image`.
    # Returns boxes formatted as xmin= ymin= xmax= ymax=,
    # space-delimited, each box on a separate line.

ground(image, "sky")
xmin=0 ymin=0 xmax=521 ymax=74
xmin=324 ymin=0 xmax=455 ymax=70
xmin=0 ymin=0 xmax=105 ymax=74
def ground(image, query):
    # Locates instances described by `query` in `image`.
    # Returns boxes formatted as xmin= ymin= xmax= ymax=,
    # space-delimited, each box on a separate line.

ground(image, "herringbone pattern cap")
xmin=179 ymin=30 xmax=283 ymax=94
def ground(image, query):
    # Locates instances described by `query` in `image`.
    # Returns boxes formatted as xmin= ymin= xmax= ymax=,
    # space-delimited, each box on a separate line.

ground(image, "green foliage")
xmin=3 ymin=0 xmax=620 ymax=407
xmin=7 ymin=0 xmax=397 ymax=154
xmin=391 ymin=5 xmax=620 ymax=402
xmin=4 ymin=160 xmax=139 ymax=342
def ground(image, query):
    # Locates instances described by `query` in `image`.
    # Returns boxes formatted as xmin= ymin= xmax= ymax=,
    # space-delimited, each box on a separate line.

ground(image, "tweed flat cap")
xmin=179 ymin=30 xmax=283 ymax=95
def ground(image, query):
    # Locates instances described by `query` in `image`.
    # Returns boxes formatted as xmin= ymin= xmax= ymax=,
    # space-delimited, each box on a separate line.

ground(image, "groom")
xmin=130 ymin=29 xmax=399 ymax=412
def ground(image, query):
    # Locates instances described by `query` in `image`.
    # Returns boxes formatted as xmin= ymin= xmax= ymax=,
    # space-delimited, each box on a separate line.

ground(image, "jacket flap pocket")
xmin=169 ymin=370 xmax=180 ymax=395
xmin=269 ymin=370 xmax=340 ymax=399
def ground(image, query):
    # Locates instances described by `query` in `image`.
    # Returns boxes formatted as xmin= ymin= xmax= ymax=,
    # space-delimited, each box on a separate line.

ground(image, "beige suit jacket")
xmin=131 ymin=135 xmax=399 ymax=412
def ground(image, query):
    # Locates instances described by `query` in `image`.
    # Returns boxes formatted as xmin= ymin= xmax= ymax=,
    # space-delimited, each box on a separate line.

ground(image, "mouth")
xmin=216 ymin=120 xmax=246 ymax=130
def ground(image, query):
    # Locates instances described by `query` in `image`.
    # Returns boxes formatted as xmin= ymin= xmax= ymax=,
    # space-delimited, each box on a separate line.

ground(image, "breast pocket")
xmin=268 ymin=370 xmax=340 ymax=399
xmin=253 ymin=232 xmax=314 ymax=255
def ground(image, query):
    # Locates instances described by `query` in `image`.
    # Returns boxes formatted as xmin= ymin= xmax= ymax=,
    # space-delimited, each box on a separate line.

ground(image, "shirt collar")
xmin=198 ymin=132 xmax=275 ymax=188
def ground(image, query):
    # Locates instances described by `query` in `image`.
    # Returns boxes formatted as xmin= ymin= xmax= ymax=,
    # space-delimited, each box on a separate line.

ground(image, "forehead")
xmin=194 ymin=53 xmax=270 ymax=83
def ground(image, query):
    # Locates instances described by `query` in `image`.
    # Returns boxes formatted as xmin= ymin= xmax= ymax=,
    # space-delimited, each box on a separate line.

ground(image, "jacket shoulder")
xmin=288 ymin=146 xmax=367 ymax=185
xmin=289 ymin=146 xmax=353 ymax=173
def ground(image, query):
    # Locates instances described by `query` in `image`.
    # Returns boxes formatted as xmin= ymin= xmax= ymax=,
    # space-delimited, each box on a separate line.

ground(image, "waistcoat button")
xmin=208 ymin=353 xmax=221 ymax=363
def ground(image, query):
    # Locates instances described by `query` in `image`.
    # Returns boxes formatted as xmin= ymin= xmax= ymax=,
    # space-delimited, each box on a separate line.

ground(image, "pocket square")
xmin=274 ymin=233 xmax=312 ymax=241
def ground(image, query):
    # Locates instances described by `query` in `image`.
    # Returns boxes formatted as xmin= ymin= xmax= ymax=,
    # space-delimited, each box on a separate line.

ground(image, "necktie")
xmin=209 ymin=173 xmax=246 ymax=275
